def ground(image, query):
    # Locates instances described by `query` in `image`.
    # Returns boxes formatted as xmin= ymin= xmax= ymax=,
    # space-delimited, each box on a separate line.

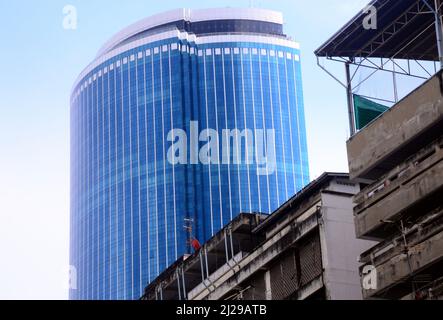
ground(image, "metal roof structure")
xmin=314 ymin=0 xmax=443 ymax=136
xmin=315 ymin=0 xmax=441 ymax=61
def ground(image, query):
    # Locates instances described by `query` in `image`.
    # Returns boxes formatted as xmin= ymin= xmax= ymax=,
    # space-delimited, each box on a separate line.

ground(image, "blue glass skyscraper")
xmin=70 ymin=8 xmax=309 ymax=300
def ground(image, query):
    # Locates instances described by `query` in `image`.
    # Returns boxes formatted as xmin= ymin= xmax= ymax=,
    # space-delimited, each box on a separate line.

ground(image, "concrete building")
xmin=141 ymin=173 xmax=373 ymax=300
xmin=316 ymin=0 xmax=443 ymax=300
xmin=348 ymin=71 xmax=443 ymax=300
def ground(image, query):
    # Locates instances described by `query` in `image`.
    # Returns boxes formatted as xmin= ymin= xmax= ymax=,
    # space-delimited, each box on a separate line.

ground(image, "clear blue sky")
xmin=0 ymin=0 xmax=368 ymax=299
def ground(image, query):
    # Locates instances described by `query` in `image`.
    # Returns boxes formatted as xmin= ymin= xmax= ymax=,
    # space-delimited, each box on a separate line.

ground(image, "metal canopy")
xmin=314 ymin=0 xmax=443 ymax=136
xmin=315 ymin=0 xmax=440 ymax=61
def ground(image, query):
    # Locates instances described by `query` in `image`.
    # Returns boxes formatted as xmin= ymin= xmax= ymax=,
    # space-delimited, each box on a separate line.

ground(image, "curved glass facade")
xmin=70 ymin=8 xmax=309 ymax=300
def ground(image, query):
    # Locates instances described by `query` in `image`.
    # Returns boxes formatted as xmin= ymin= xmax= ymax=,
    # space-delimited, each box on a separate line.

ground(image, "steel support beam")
xmin=421 ymin=0 xmax=443 ymax=68
xmin=345 ymin=62 xmax=356 ymax=136
xmin=434 ymin=0 xmax=443 ymax=68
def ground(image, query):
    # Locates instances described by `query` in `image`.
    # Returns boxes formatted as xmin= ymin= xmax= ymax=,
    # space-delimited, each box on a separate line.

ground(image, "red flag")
xmin=191 ymin=238 xmax=201 ymax=251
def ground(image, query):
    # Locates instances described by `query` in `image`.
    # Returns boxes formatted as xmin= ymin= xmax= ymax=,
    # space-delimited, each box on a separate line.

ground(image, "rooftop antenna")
xmin=184 ymin=218 xmax=193 ymax=246
xmin=184 ymin=217 xmax=202 ymax=253
xmin=184 ymin=218 xmax=198 ymax=252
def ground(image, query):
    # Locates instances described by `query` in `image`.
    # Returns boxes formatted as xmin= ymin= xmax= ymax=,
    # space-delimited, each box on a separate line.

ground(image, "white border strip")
xmin=72 ymin=31 xmax=300 ymax=95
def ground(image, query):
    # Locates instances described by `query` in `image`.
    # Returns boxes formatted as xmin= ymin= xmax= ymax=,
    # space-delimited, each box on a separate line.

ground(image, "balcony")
xmin=353 ymin=137 xmax=443 ymax=240
xmin=358 ymin=208 xmax=443 ymax=299
xmin=347 ymin=70 xmax=443 ymax=181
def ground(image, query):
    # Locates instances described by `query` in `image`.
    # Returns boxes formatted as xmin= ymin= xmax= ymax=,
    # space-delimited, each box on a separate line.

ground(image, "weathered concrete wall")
xmin=347 ymin=71 xmax=443 ymax=180
xmin=320 ymin=191 xmax=376 ymax=300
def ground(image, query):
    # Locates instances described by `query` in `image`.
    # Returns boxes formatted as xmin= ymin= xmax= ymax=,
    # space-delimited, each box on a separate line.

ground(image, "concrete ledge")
xmin=362 ymin=229 xmax=443 ymax=299
xmin=355 ymin=156 xmax=443 ymax=239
